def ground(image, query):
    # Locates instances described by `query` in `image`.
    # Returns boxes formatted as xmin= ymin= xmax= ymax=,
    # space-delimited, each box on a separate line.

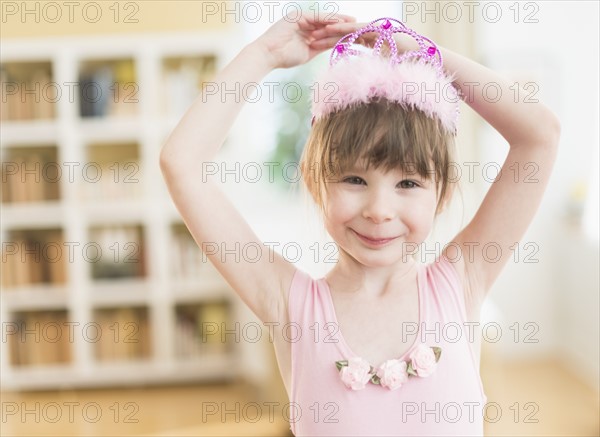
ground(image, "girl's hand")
xmin=309 ymin=21 xmax=421 ymax=54
xmin=309 ymin=21 xmax=373 ymax=51
xmin=251 ymin=12 xmax=357 ymax=70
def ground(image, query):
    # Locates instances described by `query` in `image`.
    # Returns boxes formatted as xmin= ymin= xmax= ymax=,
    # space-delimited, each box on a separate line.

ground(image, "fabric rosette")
xmin=408 ymin=343 xmax=440 ymax=377
xmin=375 ymin=359 xmax=408 ymax=390
xmin=336 ymin=345 xmax=442 ymax=390
xmin=337 ymin=357 xmax=372 ymax=390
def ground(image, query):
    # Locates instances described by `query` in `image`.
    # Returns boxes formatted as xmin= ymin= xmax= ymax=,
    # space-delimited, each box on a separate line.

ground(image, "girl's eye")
xmin=400 ymin=180 xmax=419 ymax=188
xmin=343 ymin=176 xmax=365 ymax=185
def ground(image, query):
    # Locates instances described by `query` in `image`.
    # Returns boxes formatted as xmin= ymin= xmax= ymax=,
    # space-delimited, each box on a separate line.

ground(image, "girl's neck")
xmin=325 ymin=254 xmax=418 ymax=298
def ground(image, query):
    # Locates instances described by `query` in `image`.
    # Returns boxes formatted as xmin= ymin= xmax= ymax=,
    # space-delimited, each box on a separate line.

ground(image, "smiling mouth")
xmin=352 ymin=229 xmax=398 ymax=245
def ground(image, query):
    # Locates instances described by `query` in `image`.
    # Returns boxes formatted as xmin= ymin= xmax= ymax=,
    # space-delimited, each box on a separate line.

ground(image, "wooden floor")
xmin=1 ymin=357 xmax=598 ymax=436
xmin=480 ymin=356 xmax=599 ymax=436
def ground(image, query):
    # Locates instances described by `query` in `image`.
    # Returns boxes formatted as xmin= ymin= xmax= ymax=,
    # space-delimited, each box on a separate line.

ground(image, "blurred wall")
xmin=473 ymin=0 xmax=599 ymax=389
xmin=1 ymin=1 xmax=227 ymax=37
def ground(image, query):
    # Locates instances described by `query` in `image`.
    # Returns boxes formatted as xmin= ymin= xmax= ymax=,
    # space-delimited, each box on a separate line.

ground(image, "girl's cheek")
xmin=331 ymin=192 xmax=359 ymax=217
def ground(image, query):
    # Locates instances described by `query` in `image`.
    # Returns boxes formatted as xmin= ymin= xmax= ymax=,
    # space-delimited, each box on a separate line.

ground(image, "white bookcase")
xmin=0 ymin=31 xmax=255 ymax=390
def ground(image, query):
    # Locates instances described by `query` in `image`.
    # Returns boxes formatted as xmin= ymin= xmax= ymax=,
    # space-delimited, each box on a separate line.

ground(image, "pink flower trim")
xmin=335 ymin=345 xmax=442 ymax=390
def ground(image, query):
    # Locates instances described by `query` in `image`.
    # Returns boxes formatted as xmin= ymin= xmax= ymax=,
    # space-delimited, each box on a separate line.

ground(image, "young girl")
xmin=160 ymin=12 xmax=560 ymax=437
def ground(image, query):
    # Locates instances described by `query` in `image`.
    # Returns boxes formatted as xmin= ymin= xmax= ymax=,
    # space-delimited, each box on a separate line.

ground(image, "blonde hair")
xmin=300 ymin=100 xmax=458 ymax=220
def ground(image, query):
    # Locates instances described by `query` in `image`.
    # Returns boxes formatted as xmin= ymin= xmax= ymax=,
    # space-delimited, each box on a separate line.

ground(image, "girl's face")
xmin=323 ymin=162 xmax=438 ymax=268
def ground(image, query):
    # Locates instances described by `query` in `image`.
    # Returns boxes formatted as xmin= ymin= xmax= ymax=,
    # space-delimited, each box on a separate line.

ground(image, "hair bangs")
xmin=323 ymin=101 xmax=442 ymax=182
xmin=300 ymin=99 xmax=456 ymax=217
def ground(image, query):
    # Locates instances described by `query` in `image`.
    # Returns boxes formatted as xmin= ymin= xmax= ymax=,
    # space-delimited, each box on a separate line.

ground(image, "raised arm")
xmin=432 ymin=46 xmax=560 ymax=306
xmin=159 ymin=13 xmax=356 ymax=323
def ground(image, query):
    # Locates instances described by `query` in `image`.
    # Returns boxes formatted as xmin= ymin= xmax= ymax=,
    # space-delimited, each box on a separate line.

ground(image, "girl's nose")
xmin=362 ymin=191 xmax=395 ymax=223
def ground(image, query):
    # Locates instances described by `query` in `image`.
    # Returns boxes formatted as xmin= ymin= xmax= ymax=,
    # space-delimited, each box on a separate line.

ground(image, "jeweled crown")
xmin=311 ymin=17 xmax=460 ymax=134
xmin=330 ymin=18 xmax=444 ymax=72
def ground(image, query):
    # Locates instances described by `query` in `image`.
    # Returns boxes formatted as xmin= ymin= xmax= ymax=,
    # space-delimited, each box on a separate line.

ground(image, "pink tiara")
xmin=311 ymin=17 xmax=460 ymax=134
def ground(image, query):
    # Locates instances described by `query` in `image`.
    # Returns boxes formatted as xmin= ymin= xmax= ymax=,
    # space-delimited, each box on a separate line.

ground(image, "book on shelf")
xmin=89 ymin=225 xmax=146 ymax=280
xmin=1 ymin=147 xmax=61 ymax=203
xmin=0 ymin=67 xmax=8 ymax=121
xmin=200 ymin=302 xmax=230 ymax=354
xmin=175 ymin=301 xmax=230 ymax=359
xmin=0 ymin=64 xmax=56 ymax=122
xmin=8 ymin=310 xmax=72 ymax=366
xmin=162 ymin=56 xmax=216 ymax=118
xmin=79 ymin=60 xmax=137 ymax=118
xmin=110 ymin=60 xmax=138 ymax=117
xmin=171 ymin=224 xmax=219 ymax=281
xmin=80 ymin=161 xmax=142 ymax=201
xmin=80 ymin=142 xmax=142 ymax=201
xmin=79 ymin=66 xmax=112 ymax=118
xmin=94 ymin=307 xmax=151 ymax=362
xmin=1 ymin=228 xmax=67 ymax=289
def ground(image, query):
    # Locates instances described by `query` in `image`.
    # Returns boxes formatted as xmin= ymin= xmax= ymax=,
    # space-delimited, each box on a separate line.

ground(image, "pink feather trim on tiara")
xmin=310 ymin=17 xmax=461 ymax=134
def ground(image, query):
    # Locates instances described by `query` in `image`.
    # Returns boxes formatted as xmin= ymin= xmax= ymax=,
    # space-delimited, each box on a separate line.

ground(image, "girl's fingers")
xmin=303 ymin=12 xmax=356 ymax=27
xmin=310 ymin=37 xmax=371 ymax=50
xmin=297 ymin=13 xmax=357 ymax=37
xmin=334 ymin=14 xmax=357 ymax=23
xmin=318 ymin=13 xmax=356 ymax=23
xmin=315 ymin=13 xmax=355 ymax=22
xmin=309 ymin=36 xmax=345 ymax=50
xmin=299 ymin=19 xmax=343 ymax=32
xmin=311 ymin=22 xmax=367 ymax=38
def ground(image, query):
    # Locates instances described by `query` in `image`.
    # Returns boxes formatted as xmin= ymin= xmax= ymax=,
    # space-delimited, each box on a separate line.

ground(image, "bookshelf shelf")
xmin=81 ymin=202 xmax=147 ymax=221
xmin=77 ymin=118 xmax=141 ymax=141
xmin=171 ymin=278 xmax=234 ymax=299
xmin=0 ymin=31 xmax=248 ymax=390
xmin=2 ymin=203 xmax=65 ymax=228
xmin=0 ymin=120 xmax=59 ymax=143
xmin=1 ymin=287 xmax=69 ymax=311
xmin=89 ymin=280 xmax=151 ymax=308
xmin=172 ymin=355 xmax=238 ymax=378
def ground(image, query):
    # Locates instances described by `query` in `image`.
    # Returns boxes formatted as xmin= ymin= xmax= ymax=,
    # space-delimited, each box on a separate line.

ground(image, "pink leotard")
xmin=287 ymin=255 xmax=488 ymax=436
